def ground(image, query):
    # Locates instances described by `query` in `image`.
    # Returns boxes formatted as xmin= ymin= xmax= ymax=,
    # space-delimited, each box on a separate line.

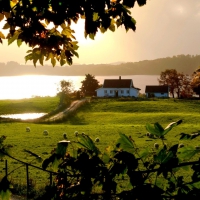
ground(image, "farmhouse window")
xmin=126 ymin=90 xmax=129 ymax=94
xmin=110 ymin=90 xmax=113 ymax=94
xmin=104 ymin=90 xmax=107 ymax=94
xmin=121 ymin=90 xmax=124 ymax=94
xmin=161 ymin=93 xmax=164 ymax=95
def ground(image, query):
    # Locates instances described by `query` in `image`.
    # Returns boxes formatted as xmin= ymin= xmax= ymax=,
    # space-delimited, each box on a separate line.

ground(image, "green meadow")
xmin=1 ymin=97 xmax=200 ymax=192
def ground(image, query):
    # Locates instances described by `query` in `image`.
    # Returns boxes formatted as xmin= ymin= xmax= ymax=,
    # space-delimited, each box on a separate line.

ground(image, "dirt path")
xmin=46 ymin=99 xmax=88 ymax=122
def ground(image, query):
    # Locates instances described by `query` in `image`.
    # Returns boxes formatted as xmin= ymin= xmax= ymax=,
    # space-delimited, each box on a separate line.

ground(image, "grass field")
xmin=1 ymin=97 xmax=200 ymax=195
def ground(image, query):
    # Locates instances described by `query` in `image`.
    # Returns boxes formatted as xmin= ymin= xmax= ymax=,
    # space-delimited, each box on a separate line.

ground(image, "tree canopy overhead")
xmin=0 ymin=0 xmax=147 ymax=66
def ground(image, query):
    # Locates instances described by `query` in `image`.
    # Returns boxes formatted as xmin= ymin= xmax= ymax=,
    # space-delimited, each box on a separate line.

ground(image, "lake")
xmin=0 ymin=75 xmax=160 ymax=100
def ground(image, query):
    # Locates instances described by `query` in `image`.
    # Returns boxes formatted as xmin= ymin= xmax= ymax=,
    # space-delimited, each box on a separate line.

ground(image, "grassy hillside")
xmin=1 ymin=98 xmax=200 ymax=192
xmin=0 ymin=96 xmax=59 ymax=114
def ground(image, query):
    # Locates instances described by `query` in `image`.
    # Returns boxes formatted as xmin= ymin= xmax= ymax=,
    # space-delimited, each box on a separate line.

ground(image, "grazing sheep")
xmin=43 ymin=130 xmax=49 ymax=136
xmin=148 ymin=133 xmax=154 ymax=138
xmin=146 ymin=132 xmax=150 ymax=137
xmin=95 ymin=137 xmax=100 ymax=142
xmin=63 ymin=133 xmax=67 ymax=139
xmin=74 ymin=131 xmax=78 ymax=137
xmin=179 ymin=143 xmax=184 ymax=148
xmin=26 ymin=127 xmax=31 ymax=132
xmin=154 ymin=143 xmax=159 ymax=149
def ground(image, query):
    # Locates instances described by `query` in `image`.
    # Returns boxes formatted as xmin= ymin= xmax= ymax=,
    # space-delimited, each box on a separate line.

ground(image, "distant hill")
xmin=0 ymin=54 xmax=200 ymax=76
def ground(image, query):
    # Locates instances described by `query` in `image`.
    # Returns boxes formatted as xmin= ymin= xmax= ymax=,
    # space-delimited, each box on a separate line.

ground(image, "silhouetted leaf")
xmin=0 ymin=31 xmax=5 ymax=39
xmin=117 ymin=133 xmax=135 ymax=153
xmin=77 ymin=134 xmax=100 ymax=155
xmin=178 ymin=146 xmax=198 ymax=161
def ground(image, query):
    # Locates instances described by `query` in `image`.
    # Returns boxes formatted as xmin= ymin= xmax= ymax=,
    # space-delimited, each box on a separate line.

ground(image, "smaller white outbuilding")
xmin=145 ymin=85 xmax=169 ymax=98
xmin=96 ymin=76 xmax=140 ymax=97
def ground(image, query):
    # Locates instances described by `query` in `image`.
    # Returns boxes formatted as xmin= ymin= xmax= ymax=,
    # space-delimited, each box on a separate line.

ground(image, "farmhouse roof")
xmin=102 ymin=76 xmax=140 ymax=90
xmin=145 ymin=85 xmax=169 ymax=93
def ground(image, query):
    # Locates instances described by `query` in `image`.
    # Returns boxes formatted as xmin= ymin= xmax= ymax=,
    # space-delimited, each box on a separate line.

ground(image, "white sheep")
xmin=43 ymin=130 xmax=49 ymax=136
xmin=178 ymin=143 xmax=184 ymax=148
xmin=63 ymin=133 xmax=67 ymax=139
xmin=26 ymin=127 xmax=31 ymax=132
xmin=95 ymin=137 xmax=100 ymax=142
xmin=74 ymin=131 xmax=78 ymax=137
xmin=154 ymin=143 xmax=159 ymax=149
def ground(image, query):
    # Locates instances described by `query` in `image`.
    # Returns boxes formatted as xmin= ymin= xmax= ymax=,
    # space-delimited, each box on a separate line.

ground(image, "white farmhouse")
xmin=96 ymin=76 xmax=140 ymax=97
xmin=145 ymin=85 xmax=169 ymax=98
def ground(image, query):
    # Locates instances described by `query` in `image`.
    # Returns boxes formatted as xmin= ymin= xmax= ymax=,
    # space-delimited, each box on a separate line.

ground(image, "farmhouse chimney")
xmin=119 ymin=76 xmax=121 ymax=80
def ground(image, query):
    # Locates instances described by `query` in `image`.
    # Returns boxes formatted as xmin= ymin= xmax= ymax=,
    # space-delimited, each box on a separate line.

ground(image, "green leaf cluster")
xmin=0 ymin=0 xmax=146 ymax=66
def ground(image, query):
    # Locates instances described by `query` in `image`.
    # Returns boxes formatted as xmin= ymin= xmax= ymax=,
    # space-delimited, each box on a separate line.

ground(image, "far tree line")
xmin=159 ymin=68 xmax=200 ymax=98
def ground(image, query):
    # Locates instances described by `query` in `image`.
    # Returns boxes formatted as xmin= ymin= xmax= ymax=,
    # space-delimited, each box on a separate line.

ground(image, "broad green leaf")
xmin=191 ymin=181 xmax=200 ymax=189
xmin=109 ymin=24 xmax=115 ymax=32
xmin=25 ymin=53 xmax=33 ymax=63
xmin=62 ymin=27 xmax=73 ymax=37
xmin=10 ymin=0 xmax=17 ymax=8
xmin=0 ymin=189 xmax=11 ymax=200
xmin=17 ymin=39 xmax=22 ymax=47
xmin=93 ymin=12 xmax=99 ymax=21
xmin=89 ymin=33 xmax=95 ymax=40
xmin=116 ymin=133 xmax=135 ymax=153
xmin=61 ymin=23 xmax=66 ymax=29
xmin=178 ymin=146 xmax=198 ymax=161
xmin=0 ymin=13 xmax=4 ymax=22
xmin=3 ymin=23 xmax=10 ymax=29
xmin=8 ymin=31 xmax=21 ymax=45
xmin=100 ymin=27 xmax=106 ymax=33
xmin=139 ymin=147 xmax=150 ymax=160
xmin=154 ymin=146 xmax=173 ymax=164
xmin=77 ymin=134 xmax=100 ymax=155
xmin=0 ymin=31 xmax=5 ymax=39
xmin=42 ymin=153 xmax=57 ymax=170
xmin=39 ymin=54 xmax=44 ymax=66
xmin=46 ymin=52 xmax=54 ymax=61
xmin=116 ymin=19 xmax=122 ymax=27
xmin=56 ymin=140 xmax=70 ymax=157
xmin=0 ymin=176 xmax=11 ymax=200
xmin=60 ymin=58 xmax=66 ymax=66
xmin=26 ymin=50 xmax=32 ymax=53
xmin=154 ymin=122 xmax=164 ymax=134
xmin=45 ymin=19 xmax=50 ymax=25
xmin=146 ymin=123 xmax=162 ymax=137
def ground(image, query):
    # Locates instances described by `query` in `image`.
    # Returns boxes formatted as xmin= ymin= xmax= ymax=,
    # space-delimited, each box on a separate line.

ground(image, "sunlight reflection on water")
xmin=0 ymin=113 xmax=46 ymax=120
xmin=0 ymin=75 xmax=159 ymax=100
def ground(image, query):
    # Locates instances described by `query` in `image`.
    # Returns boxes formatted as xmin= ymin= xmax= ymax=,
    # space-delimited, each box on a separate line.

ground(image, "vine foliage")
xmin=0 ymin=0 xmax=147 ymax=66
xmin=1 ymin=120 xmax=200 ymax=199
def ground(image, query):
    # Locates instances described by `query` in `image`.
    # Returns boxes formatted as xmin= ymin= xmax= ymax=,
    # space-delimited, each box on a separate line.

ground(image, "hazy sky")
xmin=0 ymin=0 xmax=200 ymax=65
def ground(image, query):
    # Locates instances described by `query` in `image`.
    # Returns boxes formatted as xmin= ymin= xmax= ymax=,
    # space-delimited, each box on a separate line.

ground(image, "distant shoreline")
xmin=1 ymin=54 xmax=199 ymax=76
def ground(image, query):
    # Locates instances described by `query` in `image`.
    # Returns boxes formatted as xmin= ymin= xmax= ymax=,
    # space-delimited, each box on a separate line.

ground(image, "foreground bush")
xmin=1 ymin=120 xmax=200 ymax=199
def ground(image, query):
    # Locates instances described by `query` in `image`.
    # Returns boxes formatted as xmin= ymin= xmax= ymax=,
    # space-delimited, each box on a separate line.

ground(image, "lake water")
xmin=0 ymin=75 xmax=160 ymax=100
xmin=0 ymin=113 xmax=46 ymax=120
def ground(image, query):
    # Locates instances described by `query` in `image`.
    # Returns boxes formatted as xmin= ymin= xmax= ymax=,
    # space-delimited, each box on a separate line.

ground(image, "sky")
xmin=0 ymin=0 xmax=200 ymax=65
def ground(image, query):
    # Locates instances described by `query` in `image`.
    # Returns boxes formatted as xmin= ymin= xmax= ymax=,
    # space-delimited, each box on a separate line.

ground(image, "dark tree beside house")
xmin=191 ymin=67 xmax=200 ymax=98
xmin=80 ymin=74 xmax=100 ymax=96
xmin=158 ymin=69 xmax=192 ymax=98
